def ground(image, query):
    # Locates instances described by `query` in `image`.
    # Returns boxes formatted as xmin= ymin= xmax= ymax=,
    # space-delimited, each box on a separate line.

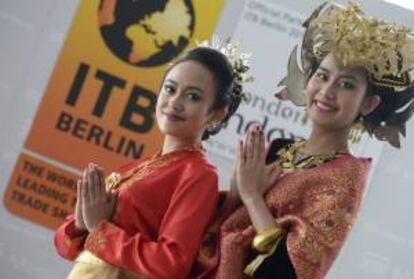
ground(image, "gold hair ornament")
xmin=309 ymin=2 xmax=414 ymax=88
xmin=197 ymin=36 xmax=254 ymax=101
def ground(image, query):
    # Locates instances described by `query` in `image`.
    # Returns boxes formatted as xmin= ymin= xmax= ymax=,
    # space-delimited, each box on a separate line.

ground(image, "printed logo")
xmin=98 ymin=0 xmax=195 ymax=67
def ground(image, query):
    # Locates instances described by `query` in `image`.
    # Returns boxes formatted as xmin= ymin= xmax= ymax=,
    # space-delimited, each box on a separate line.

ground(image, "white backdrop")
xmin=1 ymin=0 xmax=414 ymax=278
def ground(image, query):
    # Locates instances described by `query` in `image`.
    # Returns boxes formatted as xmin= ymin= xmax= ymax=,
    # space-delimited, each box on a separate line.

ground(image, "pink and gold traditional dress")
xmin=191 ymin=141 xmax=370 ymax=279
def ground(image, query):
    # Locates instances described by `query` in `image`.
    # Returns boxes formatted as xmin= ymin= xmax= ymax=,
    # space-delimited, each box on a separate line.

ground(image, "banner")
xmin=4 ymin=0 xmax=226 ymax=230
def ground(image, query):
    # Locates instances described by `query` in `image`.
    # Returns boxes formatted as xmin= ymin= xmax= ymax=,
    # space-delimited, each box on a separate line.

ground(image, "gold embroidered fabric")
xmin=85 ymin=221 xmax=119 ymax=254
xmin=196 ymin=154 xmax=370 ymax=279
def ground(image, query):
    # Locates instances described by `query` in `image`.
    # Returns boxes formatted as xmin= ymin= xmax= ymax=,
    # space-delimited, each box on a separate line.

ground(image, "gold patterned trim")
xmin=117 ymin=144 xmax=204 ymax=190
xmin=85 ymin=222 xmax=119 ymax=254
xmin=86 ymin=230 xmax=106 ymax=253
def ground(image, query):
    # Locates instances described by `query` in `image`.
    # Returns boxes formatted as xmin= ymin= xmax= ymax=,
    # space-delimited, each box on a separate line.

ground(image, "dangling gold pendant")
xmin=349 ymin=122 xmax=365 ymax=144
xmin=105 ymin=172 xmax=121 ymax=191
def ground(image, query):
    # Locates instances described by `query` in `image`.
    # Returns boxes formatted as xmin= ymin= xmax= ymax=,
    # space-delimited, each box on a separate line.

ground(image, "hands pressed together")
xmin=74 ymin=163 xmax=117 ymax=233
xmin=74 ymin=125 xmax=278 ymax=233
xmin=233 ymin=125 xmax=281 ymax=204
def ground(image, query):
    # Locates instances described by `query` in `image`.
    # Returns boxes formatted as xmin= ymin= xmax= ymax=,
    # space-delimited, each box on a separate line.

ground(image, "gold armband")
xmin=252 ymin=226 xmax=284 ymax=254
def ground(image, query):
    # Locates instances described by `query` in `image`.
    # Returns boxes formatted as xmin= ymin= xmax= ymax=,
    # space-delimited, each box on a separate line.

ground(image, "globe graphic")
xmin=98 ymin=0 xmax=195 ymax=67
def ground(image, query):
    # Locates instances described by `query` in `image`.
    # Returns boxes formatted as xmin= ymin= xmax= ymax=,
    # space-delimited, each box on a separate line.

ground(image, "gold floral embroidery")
xmin=122 ymin=154 xmax=185 ymax=188
xmin=86 ymin=231 xmax=106 ymax=253
xmin=86 ymin=222 xmax=119 ymax=253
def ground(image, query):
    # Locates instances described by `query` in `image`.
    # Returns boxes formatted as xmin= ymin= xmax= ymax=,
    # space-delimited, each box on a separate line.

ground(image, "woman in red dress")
xmin=54 ymin=44 xmax=252 ymax=279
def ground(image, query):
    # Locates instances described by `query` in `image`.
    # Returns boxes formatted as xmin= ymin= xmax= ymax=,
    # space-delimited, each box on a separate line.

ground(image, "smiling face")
xmin=305 ymin=53 xmax=377 ymax=131
xmin=156 ymin=60 xmax=220 ymax=143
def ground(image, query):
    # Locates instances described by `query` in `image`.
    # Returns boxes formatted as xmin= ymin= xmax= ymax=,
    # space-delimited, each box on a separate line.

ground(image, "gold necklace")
xmin=277 ymin=140 xmax=341 ymax=173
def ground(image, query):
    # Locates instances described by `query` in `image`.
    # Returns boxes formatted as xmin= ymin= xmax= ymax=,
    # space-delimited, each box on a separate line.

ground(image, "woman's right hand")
xmin=236 ymin=125 xmax=281 ymax=202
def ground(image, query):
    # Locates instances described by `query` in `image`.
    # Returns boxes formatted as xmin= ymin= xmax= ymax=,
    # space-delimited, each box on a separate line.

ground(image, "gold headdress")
xmin=306 ymin=2 xmax=414 ymax=88
xmin=277 ymin=2 xmax=414 ymax=148
xmin=197 ymin=36 xmax=254 ymax=101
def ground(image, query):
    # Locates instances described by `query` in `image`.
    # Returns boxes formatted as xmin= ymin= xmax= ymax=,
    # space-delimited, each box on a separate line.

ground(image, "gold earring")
xmin=349 ymin=121 xmax=365 ymax=144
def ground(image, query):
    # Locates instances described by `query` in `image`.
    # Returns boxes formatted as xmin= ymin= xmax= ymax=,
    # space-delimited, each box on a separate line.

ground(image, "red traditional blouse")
xmin=54 ymin=147 xmax=219 ymax=279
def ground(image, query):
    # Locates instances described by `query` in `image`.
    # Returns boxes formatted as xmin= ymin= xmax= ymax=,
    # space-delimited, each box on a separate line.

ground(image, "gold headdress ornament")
xmin=197 ymin=36 xmax=254 ymax=101
xmin=308 ymin=2 xmax=414 ymax=88
xmin=276 ymin=2 xmax=414 ymax=148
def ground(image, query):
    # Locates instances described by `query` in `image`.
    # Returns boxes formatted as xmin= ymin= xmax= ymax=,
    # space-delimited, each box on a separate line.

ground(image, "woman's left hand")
xmin=81 ymin=163 xmax=117 ymax=232
xmin=236 ymin=125 xmax=281 ymax=203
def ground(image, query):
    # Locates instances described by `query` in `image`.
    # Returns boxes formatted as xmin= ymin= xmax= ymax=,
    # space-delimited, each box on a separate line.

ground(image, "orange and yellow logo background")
xmin=4 ymin=0 xmax=226 ymax=229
